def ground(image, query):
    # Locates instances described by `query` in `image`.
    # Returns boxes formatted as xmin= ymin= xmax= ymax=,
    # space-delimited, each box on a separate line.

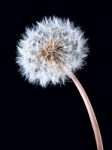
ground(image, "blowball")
xmin=16 ymin=17 xmax=88 ymax=87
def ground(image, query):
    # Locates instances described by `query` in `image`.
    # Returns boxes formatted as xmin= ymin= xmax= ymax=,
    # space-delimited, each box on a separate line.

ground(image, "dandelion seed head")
xmin=16 ymin=16 xmax=88 ymax=87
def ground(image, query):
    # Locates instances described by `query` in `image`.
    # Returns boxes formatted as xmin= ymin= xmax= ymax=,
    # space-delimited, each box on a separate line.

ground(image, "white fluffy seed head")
xmin=16 ymin=16 xmax=88 ymax=87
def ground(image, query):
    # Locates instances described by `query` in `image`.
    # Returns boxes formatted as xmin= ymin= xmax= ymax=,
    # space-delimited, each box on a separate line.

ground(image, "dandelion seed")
xmin=16 ymin=16 xmax=103 ymax=150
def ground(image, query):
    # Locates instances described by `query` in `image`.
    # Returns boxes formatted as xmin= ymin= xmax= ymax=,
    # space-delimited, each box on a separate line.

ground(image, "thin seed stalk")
xmin=62 ymin=65 xmax=103 ymax=150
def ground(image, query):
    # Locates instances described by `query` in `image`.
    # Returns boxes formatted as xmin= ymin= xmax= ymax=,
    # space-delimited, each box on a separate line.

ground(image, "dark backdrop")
xmin=1 ymin=0 xmax=112 ymax=149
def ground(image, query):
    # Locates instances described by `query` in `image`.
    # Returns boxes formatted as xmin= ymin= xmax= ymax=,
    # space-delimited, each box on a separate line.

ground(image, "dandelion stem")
xmin=62 ymin=65 xmax=103 ymax=150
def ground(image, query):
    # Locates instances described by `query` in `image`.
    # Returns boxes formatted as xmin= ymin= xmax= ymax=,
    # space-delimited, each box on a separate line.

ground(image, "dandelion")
xmin=16 ymin=16 xmax=103 ymax=150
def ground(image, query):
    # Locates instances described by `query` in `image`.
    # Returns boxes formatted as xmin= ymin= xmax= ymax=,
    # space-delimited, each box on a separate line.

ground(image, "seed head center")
xmin=38 ymin=41 xmax=62 ymax=64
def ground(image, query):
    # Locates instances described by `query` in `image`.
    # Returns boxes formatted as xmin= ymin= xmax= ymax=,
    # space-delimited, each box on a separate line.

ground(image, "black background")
xmin=1 ymin=0 xmax=112 ymax=149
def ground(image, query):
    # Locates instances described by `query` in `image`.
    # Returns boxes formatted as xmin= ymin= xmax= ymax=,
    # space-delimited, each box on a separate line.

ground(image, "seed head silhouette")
xmin=16 ymin=17 xmax=88 ymax=87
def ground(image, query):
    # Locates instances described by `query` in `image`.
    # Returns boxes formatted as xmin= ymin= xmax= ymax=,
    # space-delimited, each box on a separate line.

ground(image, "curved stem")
xmin=62 ymin=65 xmax=103 ymax=150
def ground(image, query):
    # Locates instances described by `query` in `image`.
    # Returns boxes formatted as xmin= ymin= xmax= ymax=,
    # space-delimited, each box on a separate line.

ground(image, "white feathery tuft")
xmin=16 ymin=16 xmax=88 ymax=87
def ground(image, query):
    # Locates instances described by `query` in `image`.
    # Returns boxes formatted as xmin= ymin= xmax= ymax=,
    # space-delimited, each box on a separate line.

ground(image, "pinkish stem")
xmin=62 ymin=65 xmax=103 ymax=150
